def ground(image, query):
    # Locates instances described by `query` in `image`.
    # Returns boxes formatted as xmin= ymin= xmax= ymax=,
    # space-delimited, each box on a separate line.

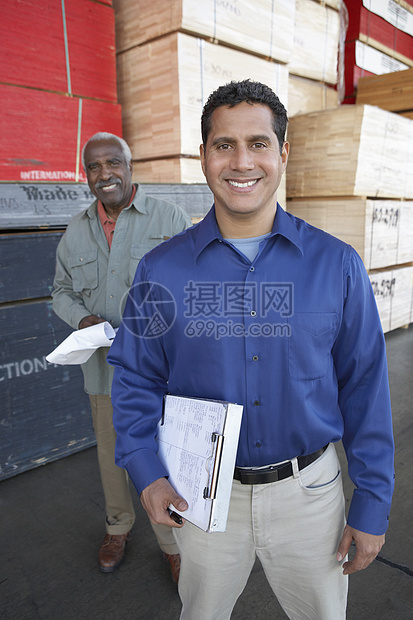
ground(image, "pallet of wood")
xmin=0 ymin=299 xmax=94 ymax=481
xmin=0 ymin=0 xmax=122 ymax=182
xmin=356 ymin=68 xmax=413 ymax=112
xmin=288 ymin=74 xmax=338 ymax=117
xmin=343 ymin=39 xmax=411 ymax=101
xmin=287 ymin=0 xmax=341 ymax=84
xmin=287 ymin=198 xmax=413 ymax=270
xmin=113 ymin=0 xmax=295 ymax=63
xmin=369 ymin=265 xmax=413 ymax=333
xmin=0 ymin=84 xmax=122 ymax=182
xmin=345 ymin=0 xmax=413 ymax=61
xmin=117 ymin=32 xmax=289 ymax=161
xmin=0 ymin=0 xmax=118 ymax=102
xmin=286 ymin=104 xmax=413 ymax=198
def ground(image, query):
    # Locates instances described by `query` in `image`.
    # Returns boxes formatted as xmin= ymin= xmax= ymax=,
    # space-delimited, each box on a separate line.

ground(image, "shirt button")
xmin=252 ymin=355 xmax=259 ymax=361
xmin=79 ymin=257 xmax=83 ymax=262
xmin=250 ymin=310 xmax=257 ymax=317
xmin=111 ymin=270 xmax=116 ymax=274
xmin=250 ymin=266 xmax=255 ymax=272
xmin=109 ymin=294 xmax=114 ymax=299
xmin=254 ymin=400 xmax=260 ymax=406
xmin=255 ymin=441 xmax=262 ymax=448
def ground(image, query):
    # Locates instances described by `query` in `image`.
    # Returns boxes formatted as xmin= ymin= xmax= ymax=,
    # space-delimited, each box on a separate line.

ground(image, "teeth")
xmin=228 ymin=180 xmax=257 ymax=188
xmin=101 ymin=184 xmax=118 ymax=191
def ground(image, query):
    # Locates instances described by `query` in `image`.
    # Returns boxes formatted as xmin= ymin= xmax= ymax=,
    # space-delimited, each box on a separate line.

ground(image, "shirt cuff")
xmin=123 ymin=448 xmax=169 ymax=496
xmin=72 ymin=308 xmax=93 ymax=330
xmin=347 ymin=490 xmax=391 ymax=535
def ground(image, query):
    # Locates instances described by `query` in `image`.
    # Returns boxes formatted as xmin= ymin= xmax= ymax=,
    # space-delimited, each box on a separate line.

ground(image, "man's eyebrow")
xmin=87 ymin=156 xmax=122 ymax=167
xmin=211 ymin=134 xmax=274 ymax=146
xmin=211 ymin=136 xmax=234 ymax=146
xmin=247 ymin=134 xmax=274 ymax=143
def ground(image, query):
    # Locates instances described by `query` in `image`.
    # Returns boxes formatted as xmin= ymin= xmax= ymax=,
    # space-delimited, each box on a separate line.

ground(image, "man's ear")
xmin=199 ymin=143 xmax=206 ymax=177
xmin=281 ymin=141 xmax=289 ymax=172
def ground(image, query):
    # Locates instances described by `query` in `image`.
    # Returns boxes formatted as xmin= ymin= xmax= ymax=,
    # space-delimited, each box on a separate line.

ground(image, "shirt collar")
xmin=194 ymin=203 xmax=304 ymax=260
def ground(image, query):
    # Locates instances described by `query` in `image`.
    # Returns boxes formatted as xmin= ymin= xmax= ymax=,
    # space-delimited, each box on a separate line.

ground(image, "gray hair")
xmin=81 ymin=132 xmax=132 ymax=169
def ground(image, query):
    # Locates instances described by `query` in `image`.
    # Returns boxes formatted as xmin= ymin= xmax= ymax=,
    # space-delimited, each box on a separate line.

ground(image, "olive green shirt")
xmin=52 ymin=184 xmax=192 ymax=394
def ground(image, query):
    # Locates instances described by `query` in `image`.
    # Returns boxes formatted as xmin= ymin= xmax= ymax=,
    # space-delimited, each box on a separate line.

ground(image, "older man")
xmin=52 ymin=132 xmax=191 ymax=579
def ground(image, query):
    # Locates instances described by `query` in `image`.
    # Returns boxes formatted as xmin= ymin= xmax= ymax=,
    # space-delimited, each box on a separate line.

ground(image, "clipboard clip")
xmin=161 ymin=393 xmax=171 ymax=426
xmin=203 ymin=432 xmax=224 ymax=500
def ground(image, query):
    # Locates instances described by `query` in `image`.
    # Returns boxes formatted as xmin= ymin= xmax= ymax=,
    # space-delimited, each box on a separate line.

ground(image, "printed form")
xmin=157 ymin=395 xmax=243 ymax=532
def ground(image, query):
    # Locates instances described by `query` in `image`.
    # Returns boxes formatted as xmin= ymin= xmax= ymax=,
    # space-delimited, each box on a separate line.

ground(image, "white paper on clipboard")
xmin=157 ymin=394 xmax=243 ymax=533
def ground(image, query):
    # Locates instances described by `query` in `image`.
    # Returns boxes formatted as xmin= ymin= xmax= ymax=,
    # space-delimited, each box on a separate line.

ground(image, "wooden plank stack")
xmin=0 ymin=231 xmax=94 ymax=481
xmin=0 ymin=0 xmax=122 ymax=182
xmin=342 ymin=0 xmax=413 ymax=102
xmin=286 ymin=105 xmax=413 ymax=199
xmin=288 ymin=75 xmax=338 ymax=117
xmin=118 ymin=34 xmax=289 ymax=147
xmin=285 ymin=199 xmax=413 ymax=270
xmin=117 ymin=33 xmax=289 ymax=161
xmin=369 ymin=266 xmax=413 ymax=333
xmin=287 ymin=103 xmax=413 ymax=332
xmin=287 ymin=0 xmax=341 ymax=84
xmin=356 ymin=67 xmax=413 ymax=115
xmin=114 ymin=0 xmax=342 ymax=190
xmin=114 ymin=0 xmax=295 ymax=63
xmin=117 ymin=31 xmax=289 ymax=201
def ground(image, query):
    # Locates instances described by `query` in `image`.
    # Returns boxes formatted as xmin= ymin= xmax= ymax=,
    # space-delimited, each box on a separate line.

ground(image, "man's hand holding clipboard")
xmin=140 ymin=477 xmax=188 ymax=528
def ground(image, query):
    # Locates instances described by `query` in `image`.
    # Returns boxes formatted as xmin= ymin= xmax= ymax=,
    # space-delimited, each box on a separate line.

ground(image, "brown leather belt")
xmin=234 ymin=445 xmax=329 ymax=485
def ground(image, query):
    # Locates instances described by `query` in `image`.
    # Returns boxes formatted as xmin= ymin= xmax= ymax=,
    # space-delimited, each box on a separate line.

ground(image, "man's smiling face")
xmin=200 ymin=102 xmax=288 ymax=227
xmin=83 ymin=138 xmax=133 ymax=212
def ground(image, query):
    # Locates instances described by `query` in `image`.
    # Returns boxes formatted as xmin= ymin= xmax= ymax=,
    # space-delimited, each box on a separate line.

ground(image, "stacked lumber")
xmin=286 ymin=103 xmax=413 ymax=331
xmin=0 ymin=232 xmax=94 ymax=481
xmin=117 ymin=31 xmax=289 ymax=199
xmin=356 ymin=67 xmax=413 ymax=113
xmin=342 ymin=0 xmax=413 ymax=102
xmin=287 ymin=0 xmax=341 ymax=84
xmin=114 ymin=0 xmax=342 ymax=187
xmin=288 ymin=75 xmax=338 ymax=117
xmin=286 ymin=105 xmax=413 ymax=199
xmin=0 ymin=0 xmax=122 ymax=182
xmin=369 ymin=265 xmax=413 ymax=332
xmin=343 ymin=39 xmax=410 ymax=103
xmin=286 ymin=199 xmax=413 ymax=270
xmin=118 ymin=33 xmax=289 ymax=159
xmin=346 ymin=0 xmax=413 ymax=60
xmin=113 ymin=0 xmax=295 ymax=64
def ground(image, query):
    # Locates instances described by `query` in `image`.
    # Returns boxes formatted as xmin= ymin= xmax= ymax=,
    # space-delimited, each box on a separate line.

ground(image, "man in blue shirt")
xmin=108 ymin=81 xmax=394 ymax=619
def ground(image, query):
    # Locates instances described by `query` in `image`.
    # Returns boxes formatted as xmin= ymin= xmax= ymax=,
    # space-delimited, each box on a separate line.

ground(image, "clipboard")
xmin=157 ymin=394 xmax=243 ymax=533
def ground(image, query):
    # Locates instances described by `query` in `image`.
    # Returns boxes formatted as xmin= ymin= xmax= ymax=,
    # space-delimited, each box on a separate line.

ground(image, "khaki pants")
xmin=174 ymin=443 xmax=348 ymax=620
xmin=89 ymin=394 xmax=178 ymax=553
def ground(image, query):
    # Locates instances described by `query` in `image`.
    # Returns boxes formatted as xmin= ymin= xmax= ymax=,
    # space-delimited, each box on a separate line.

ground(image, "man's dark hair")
xmin=201 ymin=79 xmax=288 ymax=154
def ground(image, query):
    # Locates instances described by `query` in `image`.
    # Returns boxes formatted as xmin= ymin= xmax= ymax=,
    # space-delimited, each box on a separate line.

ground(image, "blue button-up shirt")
xmin=108 ymin=205 xmax=394 ymax=535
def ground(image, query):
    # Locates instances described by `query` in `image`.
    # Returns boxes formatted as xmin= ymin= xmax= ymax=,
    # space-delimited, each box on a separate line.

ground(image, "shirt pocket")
xmin=68 ymin=250 xmax=98 ymax=293
xmin=288 ymin=312 xmax=337 ymax=381
xmin=128 ymin=244 xmax=155 ymax=286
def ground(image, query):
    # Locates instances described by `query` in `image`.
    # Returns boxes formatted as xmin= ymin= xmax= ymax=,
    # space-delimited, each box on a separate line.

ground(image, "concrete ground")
xmin=1 ymin=326 xmax=412 ymax=619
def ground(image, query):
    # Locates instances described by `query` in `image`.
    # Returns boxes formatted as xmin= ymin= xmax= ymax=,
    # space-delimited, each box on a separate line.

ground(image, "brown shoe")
xmin=164 ymin=552 xmax=181 ymax=584
xmin=98 ymin=531 xmax=132 ymax=573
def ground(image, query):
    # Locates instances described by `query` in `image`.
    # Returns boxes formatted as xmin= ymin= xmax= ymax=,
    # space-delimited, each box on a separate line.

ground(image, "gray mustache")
xmin=95 ymin=179 xmax=121 ymax=189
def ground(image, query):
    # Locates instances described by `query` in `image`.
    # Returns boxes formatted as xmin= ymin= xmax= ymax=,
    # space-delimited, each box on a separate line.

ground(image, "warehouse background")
xmin=0 ymin=0 xmax=412 ymax=480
